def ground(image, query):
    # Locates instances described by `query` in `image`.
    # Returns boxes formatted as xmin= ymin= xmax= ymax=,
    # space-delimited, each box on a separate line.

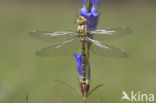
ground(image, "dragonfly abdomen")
xmin=81 ymin=41 xmax=87 ymax=87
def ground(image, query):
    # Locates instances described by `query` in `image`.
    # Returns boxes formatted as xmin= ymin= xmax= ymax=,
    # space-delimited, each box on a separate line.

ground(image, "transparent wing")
xmin=88 ymin=27 xmax=132 ymax=41
xmin=28 ymin=31 xmax=77 ymax=43
xmin=86 ymin=38 xmax=129 ymax=58
xmin=35 ymin=38 xmax=80 ymax=57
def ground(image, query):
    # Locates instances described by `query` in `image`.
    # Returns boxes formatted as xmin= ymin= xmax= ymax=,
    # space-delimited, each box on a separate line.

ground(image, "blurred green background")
xmin=0 ymin=0 xmax=156 ymax=103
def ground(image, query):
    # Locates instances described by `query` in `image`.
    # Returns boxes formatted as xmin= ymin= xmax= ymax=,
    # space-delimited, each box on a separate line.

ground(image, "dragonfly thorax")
xmin=77 ymin=16 xmax=88 ymax=42
xmin=77 ymin=24 xmax=87 ymax=42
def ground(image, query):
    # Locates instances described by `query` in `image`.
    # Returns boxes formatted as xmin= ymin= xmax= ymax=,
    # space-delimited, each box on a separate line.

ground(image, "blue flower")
xmin=91 ymin=7 xmax=99 ymax=17
xmin=80 ymin=0 xmax=101 ymax=30
xmin=80 ymin=0 xmax=90 ymax=19
xmin=80 ymin=7 xmax=90 ymax=19
xmin=89 ymin=0 xmax=101 ymax=30
xmin=74 ymin=53 xmax=82 ymax=77
xmin=90 ymin=0 xmax=101 ymax=18
xmin=88 ymin=15 xmax=99 ymax=30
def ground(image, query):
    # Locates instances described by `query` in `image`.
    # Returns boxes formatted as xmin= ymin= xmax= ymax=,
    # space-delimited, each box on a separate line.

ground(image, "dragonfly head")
xmin=77 ymin=16 xmax=87 ymax=25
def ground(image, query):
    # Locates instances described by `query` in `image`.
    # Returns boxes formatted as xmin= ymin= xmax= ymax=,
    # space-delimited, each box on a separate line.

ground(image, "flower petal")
xmin=74 ymin=53 xmax=82 ymax=77
xmin=80 ymin=7 xmax=89 ymax=19
xmin=91 ymin=7 xmax=98 ymax=17
xmin=91 ymin=0 xmax=101 ymax=7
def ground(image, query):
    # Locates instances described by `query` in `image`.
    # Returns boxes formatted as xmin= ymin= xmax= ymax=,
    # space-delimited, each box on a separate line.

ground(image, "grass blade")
xmin=54 ymin=80 xmax=82 ymax=97
xmin=87 ymin=83 xmax=105 ymax=97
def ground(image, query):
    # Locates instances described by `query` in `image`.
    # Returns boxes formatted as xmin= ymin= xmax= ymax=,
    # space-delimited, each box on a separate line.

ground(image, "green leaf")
xmin=54 ymin=80 xmax=82 ymax=97
xmin=87 ymin=83 xmax=105 ymax=97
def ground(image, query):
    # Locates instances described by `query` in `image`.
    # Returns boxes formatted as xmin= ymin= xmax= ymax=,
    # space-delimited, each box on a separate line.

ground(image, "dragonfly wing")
xmin=88 ymin=27 xmax=132 ymax=41
xmin=28 ymin=31 xmax=77 ymax=43
xmin=87 ymin=38 xmax=129 ymax=58
xmin=35 ymin=38 xmax=80 ymax=57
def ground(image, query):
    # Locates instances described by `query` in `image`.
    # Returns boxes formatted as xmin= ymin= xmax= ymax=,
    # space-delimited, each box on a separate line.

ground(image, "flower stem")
xmin=83 ymin=89 xmax=87 ymax=103
xmin=83 ymin=95 xmax=87 ymax=103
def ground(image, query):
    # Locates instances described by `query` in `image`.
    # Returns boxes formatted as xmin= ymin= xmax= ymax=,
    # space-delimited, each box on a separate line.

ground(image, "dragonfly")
xmin=29 ymin=16 xmax=132 ymax=89
xmin=29 ymin=19 xmax=132 ymax=58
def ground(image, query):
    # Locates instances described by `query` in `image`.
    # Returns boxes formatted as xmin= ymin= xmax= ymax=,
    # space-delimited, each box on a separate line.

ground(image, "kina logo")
xmin=121 ymin=91 xmax=155 ymax=102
